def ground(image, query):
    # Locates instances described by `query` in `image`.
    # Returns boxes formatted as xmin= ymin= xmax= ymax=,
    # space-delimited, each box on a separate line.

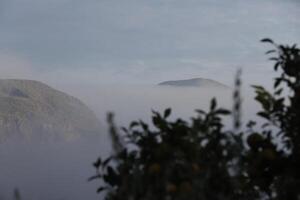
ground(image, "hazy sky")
xmin=1 ymin=2 xmax=298 ymax=198
xmin=0 ymin=0 xmax=299 ymax=86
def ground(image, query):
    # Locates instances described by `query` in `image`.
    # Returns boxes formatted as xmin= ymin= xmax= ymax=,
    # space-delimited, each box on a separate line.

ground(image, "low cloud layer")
xmin=0 ymin=83 xmax=263 ymax=200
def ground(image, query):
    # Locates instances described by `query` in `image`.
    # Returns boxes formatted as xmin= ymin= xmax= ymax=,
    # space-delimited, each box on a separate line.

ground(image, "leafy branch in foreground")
xmin=91 ymin=39 xmax=300 ymax=200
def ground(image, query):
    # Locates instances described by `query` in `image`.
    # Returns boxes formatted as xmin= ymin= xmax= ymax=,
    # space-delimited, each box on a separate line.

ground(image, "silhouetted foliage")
xmin=243 ymin=39 xmax=300 ymax=200
xmin=91 ymin=39 xmax=300 ymax=200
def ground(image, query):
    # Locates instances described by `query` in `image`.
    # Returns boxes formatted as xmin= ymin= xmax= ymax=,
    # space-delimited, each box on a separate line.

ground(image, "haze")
xmin=0 ymin=0 xmax=299 ymax=199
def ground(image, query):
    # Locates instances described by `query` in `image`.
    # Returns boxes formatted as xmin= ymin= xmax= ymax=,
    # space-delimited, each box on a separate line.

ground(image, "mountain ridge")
xmin=158 ymin=78 xmax=230 ymax=89
xmin=0 ymin=79 xmax=101 ymax=140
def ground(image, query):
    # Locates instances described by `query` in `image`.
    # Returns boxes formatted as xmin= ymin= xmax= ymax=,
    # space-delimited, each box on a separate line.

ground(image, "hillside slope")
xmin=0 ymin=79 xmax=101 ymax=140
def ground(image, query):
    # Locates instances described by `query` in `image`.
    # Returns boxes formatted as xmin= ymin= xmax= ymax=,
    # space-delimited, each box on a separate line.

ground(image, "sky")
xmin=0 ymin=0 xmax=299 ymax=86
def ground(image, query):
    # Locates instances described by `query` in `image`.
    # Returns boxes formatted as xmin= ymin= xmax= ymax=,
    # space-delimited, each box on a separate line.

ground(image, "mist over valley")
xmin=0 ymin=78 xmax=261 ymax=200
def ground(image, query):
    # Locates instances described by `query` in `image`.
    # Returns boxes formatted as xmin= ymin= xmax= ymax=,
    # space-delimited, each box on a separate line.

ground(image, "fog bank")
xmin=0 ymin=83 xmax=264 ymax=200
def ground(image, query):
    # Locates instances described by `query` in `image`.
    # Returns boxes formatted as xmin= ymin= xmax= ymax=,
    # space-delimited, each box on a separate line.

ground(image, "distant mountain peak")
xmin=158 ymin=78 xmax=230 ymax=89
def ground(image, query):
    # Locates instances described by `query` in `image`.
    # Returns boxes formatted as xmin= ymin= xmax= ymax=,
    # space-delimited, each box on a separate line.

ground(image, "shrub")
xmin=90 ymin=39 xmax=300 ymax=200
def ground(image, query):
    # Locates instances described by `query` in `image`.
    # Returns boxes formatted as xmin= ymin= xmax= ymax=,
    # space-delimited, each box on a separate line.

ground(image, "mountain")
xmin=158 ymin=78 xmax=230 ymax=89
xmin=0 ymin=79 xmax=101 ymax=140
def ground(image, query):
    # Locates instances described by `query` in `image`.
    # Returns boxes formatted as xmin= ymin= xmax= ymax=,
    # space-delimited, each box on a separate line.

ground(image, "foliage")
xmin=90 ymin=39 xmax=300 ymax=200
xmin=244 ymin=39 xmax=300 ymax=200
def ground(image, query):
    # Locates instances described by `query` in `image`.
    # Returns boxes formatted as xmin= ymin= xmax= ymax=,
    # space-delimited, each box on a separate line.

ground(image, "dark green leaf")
xmin=88 ymin=175 xmax=102 ymax=182
xmin=257 ymin=111 xmax=270 ymax=120
xmin=210 ymin=98 xmax=217 ymax=111
xmin=274 ymin=78 xmax=281 ymax=88
xmin=261 ymin=38 xmax=274 ymax=43
xmin=265 ymin=49 xmax=276 ymax=54
xmin=215 ymin=109 xmax=231 ymax=115
xmin=93 ymin=158 xmax=102 ymax=168
xmin=130 ymin=121 xmax=139 ymax=128
xmin=97 ymin=187 xmax=107 ymax=193
xmin=164 ymin=108 xmax=172 ymax=118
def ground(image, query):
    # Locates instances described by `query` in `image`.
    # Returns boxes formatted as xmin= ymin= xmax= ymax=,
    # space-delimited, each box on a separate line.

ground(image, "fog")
xmin=0 ymin=139 xmax=108 ymax=200
xmin=0 ymin=44 xmax=270 ymax=200
xmin=0 ymin=81 xmax=264 ymax=200
xmin=0 ymin=0 xmax=298 ymax=198
xmin=0 ymin=48 xmax=270 ymax=200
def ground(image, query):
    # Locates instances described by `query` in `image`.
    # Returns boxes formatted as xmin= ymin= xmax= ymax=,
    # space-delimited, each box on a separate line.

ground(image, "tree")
xmin=90 ymin=39 xmax=300 ymax=200
xmin=244 ymin=39 xmax=300 ymax=200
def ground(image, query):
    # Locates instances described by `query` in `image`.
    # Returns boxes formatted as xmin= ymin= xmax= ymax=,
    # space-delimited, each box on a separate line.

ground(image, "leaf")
xmin=252 ymin=85 xmax=265 ymax=91
xmin=261 ymin=38 xmax=274 ymax=44
xmin=215 ymin=109 xmax=231 ymax=115
xmin=274 ymin=78 xmax=281 ymax=88
xmin=274 ymin=62 xmax=280 ymax=70
xmin=152 ymin=115 xmax=160 ymax=127
xmin=275 ymin=88 xmax=283 ymax=96
xmin=257 ymin=111 xmax=270 ymax=120
xmin=88 ymin=174 xmax=102 ymax=182
xmin=151 ymin=110 xmax=160 ymax=117
xmin=164 ymin=108 xmax=172 ymax=118
xmin=97 ymin=187 xmax=107 ymax=193
xmin=246 ymin=120 xmax=256 ymax=128
xmin=121 ymin=127 xmax=128 ymax=133
xmin=210 ymin=98 xmax=217 ymax=111
xmin=107 ymin=166 xmax=115 ymax=176
xmin=139 ymin=120 xmax=149 ymax=131
xmin=262 ymin=123 xmax=270 ymax=128
xmin=269 ymin=57 xmax=279 ymax=61
xmin=265 ymin=49 xmax=276 ymax=54
xmin=130 ymin=121 xmax=139 ymax=128
xmin=195 ymin=109 xmax=206 ymax=115
xmin=93 ymin=158 xmax=102 ymax=168
xmin=102 ymin=157 xmax=112 ymax=167
xmin=105 ymin=166 xmax=118 ymax=186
